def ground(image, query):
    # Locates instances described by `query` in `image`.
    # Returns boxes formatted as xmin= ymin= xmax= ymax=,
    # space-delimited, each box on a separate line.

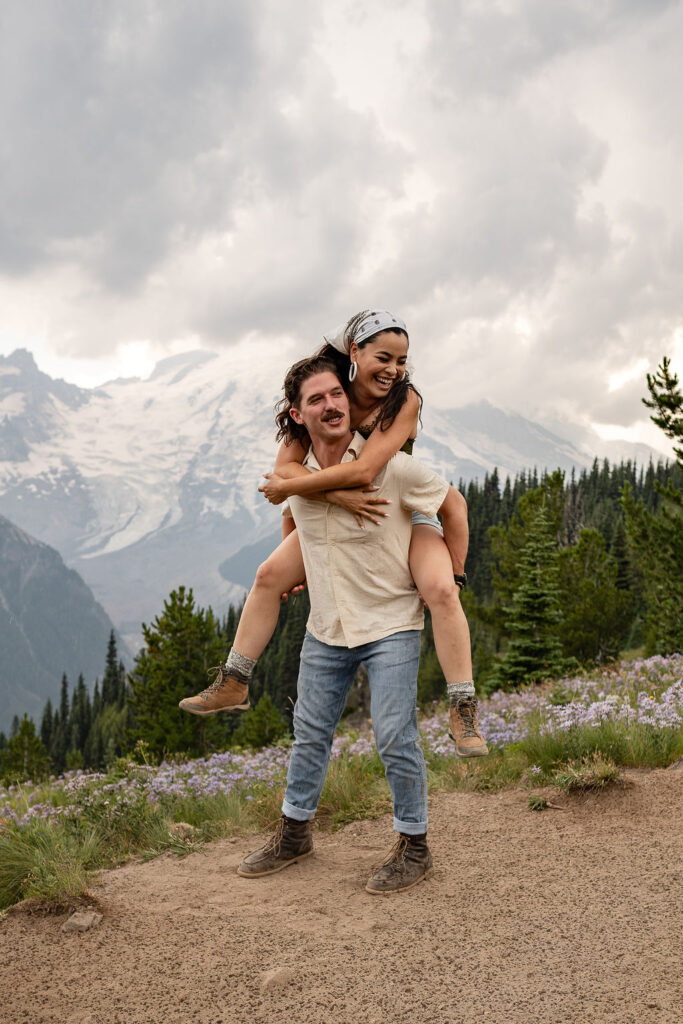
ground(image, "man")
xmin=236 ymin=354 xmax=470 ymax=894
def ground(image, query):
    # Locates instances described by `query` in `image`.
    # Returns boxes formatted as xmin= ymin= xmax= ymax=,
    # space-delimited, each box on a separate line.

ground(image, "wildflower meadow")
xmin=1 ymin=653 xmax=681 ymax=910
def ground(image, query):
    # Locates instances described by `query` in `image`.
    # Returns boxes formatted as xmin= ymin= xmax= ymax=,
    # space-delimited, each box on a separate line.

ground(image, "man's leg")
xmin=282 ymin=633 xmax=358 ymax=820
xmin=361 ymin=630 xmax=433 ymax=894
xmin=238 ymin=632 xmax=357 ymax=878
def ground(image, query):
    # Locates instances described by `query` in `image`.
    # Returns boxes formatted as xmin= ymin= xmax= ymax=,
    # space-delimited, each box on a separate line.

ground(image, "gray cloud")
xmin=0 ymin=0 xmax=681 ymax=438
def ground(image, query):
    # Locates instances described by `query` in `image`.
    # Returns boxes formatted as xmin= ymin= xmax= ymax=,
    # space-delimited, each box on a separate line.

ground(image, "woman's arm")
xmin=265 ymin=430 xmax=390 ymax=524
xmin=261 ymin=389 xmax=420 ymax=502
xmin=274 ymin=437 xmax=308 ymax=472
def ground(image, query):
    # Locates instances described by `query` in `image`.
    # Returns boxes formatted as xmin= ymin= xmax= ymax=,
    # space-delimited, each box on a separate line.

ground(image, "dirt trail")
xmin=2 ymin=768 xmax=681 ymax=1024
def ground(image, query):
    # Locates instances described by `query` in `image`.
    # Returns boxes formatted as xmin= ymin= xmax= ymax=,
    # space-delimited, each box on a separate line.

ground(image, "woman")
xmin=180 ymin=310 xmax=487 ymax=756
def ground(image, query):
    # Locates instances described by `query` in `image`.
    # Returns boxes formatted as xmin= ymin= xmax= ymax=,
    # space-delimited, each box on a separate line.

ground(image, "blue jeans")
xmin=282 ymin=630 xmax=428 ymax=835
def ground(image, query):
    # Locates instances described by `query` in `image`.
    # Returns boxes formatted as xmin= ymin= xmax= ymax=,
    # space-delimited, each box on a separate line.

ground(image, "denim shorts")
xmin=411 ymin=510 xmax=443 ymax=534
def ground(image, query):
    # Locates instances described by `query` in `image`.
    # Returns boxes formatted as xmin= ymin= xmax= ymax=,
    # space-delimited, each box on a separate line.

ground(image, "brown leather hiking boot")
xmin=237 ymin=815 xmax=314 ymax=877
xmin=178 ymin=665 xmax=249 ymax=716
xmin=365 ymin=833 xmax=433 ymax=895
xmin=449 ymin=696 xmax=488 ymax=757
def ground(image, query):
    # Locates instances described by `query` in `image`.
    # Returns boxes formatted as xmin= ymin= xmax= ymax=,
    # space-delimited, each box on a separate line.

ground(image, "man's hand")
xmin=259 ymin=472 xmax=289 ymax=505
xmin=326 ymin=486 xmax=390 ymax=528
xmin=280 ymin=579 xmax=307 ymax=602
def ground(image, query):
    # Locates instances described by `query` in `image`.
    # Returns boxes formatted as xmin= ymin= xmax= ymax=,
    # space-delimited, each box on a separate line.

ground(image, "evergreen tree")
xmin=40 ymin=699 xmax=53 ymax=753
xmin=92 ymin=680 xmax=102 ymax=719
xmin=128 ymin=586 xmax=226 ymax=757
xmin=0 ymin=716 xmax=51 ymax=784
xmin=489 ymin=470 xmax=566 ymax=606
xmin=102 ymin=631 xmax=119 ymax=706
xmin=117 ymin=659 xmax=127 ymax=709
xmin=71 ymin=674 xmax=91 ymax=753
xmin=51 ymin=673 xmax=70 ymax=773
xmin=623 ymin=482 xmax=683 ymax=654
xmin=416 ymin=612 xmax=445 ymax=705
xmin=495 ymin=503 xmax=565 ymax=686
xmin=643 ymin=355 xmax=683 ymax=460
xmin=557 ymin=529 xmax=632 ymax=663
xmin=84 ymin=718 xmax=104 ymax=771
xmin=623 ymin=357 xmax=683 ymax=655
xmin=231 ymin=693 xmax=289 ymax=749
xmin=252 ymin=591 xmax=310 ymax=715
xmin=610 ymin=516 xmax=632 ymax=591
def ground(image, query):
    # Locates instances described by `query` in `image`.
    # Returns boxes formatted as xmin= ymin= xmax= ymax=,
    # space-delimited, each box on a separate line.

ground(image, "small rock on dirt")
xmin=260 ymin=967 xmax=297 ymax=993
xmin=62 ymin=910 xmax=103 ymax=934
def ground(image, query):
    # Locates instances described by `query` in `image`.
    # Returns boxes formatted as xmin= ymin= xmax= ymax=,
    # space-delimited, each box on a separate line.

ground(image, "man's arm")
xmin=437 ymin=486 xmax=468 ymax=576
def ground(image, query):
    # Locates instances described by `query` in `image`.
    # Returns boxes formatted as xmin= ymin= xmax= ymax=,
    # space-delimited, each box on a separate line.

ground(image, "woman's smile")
xmin=351 ymin=330 xmax=409 ymax=401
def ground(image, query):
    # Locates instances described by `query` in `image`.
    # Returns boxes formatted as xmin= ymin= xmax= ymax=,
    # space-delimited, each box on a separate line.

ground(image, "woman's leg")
xmin=232 ymin=529 xmax=306 ymax=659
xmin=409 ymin=524 xmax=487 ymax=756
xmin=179 ymin=530 xmax=305 ymax=715
xmin=409 ymin=524 xmax=472 ymax=682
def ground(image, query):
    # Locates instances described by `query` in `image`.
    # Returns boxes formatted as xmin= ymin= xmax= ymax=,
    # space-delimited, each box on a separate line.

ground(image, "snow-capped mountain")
xmin=0 ymin=347 xmax=658 ymax=651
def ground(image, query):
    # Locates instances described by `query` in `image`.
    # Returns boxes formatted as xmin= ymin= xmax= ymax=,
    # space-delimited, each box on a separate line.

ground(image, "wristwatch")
xmin=453 ymin=572 xmax=468 ymax=590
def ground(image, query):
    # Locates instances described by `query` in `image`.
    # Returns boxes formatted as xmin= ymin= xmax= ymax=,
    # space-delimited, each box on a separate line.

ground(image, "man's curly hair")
xmin=275 ymin=355 xmax=345 ymax=446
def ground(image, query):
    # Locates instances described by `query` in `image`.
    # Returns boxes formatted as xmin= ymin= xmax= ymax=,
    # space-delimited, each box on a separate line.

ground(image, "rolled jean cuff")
xmin=282 ymin=798 xmax=316 ymax=822
xmin=393 ymin=816 xmax=428 ymax=836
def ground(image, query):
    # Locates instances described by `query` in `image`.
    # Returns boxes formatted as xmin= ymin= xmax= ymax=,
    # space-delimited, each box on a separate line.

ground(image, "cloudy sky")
xmin=1 ymin=0 xmax=681 ymax=454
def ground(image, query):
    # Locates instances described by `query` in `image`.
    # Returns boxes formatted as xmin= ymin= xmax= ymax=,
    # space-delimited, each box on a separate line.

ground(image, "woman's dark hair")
xmin=275 ymin=355 xmax=344 ymax=446
xmin=274 ymin=323 xmax=423 ymax=446
xmin=319 ymin=326 xmax=422 ymax=433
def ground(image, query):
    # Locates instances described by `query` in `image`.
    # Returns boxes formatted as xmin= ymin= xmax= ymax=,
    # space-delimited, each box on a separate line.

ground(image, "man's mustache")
xmin=321 ymin=409 xmax=346 ymax=422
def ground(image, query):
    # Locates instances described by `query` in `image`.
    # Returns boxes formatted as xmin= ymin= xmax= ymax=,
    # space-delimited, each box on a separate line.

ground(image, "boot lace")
xmin=201 ymin=664 xmax=230 ymax=699
xmin=454 ymin=697 xmax=478 ymax=737
xmin=263 ymin=817 xmax=286 ymax=857
xmin=374 ymin=835 xmax=408 ymax=875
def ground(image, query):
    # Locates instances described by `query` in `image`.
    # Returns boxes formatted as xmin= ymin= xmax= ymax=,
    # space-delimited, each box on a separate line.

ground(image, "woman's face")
xmin=350 ymin=330 xmax=408 ymax=402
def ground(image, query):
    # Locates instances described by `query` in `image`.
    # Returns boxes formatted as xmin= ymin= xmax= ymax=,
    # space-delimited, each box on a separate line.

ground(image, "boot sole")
xmin=365 ymin=866 xmax=434 ymax=895
xmin=448 ymin=731 xmax=489 ymax=757
xmin=179 ymin=701 xmax=250 ymax=717
xmin=236 ymin=849 xmax=314 ymax=878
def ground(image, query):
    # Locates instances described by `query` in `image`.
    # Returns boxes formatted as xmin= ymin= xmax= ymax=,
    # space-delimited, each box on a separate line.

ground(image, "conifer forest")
xmin=1 ymin=359 xmax=681 ymax=781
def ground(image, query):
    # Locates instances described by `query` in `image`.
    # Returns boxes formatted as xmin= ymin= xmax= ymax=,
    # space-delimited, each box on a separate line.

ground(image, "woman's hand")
xmin=259 ymin=472 xmax=290 ymax=505
xmin=326 ymin=486 xmax=391 ymax=528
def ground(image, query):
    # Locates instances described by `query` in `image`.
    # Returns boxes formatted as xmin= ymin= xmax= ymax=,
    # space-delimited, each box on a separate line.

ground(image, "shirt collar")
xmin=302 ymin=430 xmax=366 ymax=471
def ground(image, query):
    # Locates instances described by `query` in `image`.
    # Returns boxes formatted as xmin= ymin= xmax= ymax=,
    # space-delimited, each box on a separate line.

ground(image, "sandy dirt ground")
xmin=1 ymin=767 xmax=681 ymax=1024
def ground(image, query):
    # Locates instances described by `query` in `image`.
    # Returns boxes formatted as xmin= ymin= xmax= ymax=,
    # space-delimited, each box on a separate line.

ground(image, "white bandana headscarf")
xmin=322 ymin=310 xmax=408 ymax=354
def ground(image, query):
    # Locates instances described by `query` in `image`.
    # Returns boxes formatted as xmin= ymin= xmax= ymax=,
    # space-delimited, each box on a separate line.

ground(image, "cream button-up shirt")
xmin=287 ymin=432 xmax=450 ymax=648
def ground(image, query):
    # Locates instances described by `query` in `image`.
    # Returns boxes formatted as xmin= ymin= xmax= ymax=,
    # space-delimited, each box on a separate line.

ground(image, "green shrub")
xmin=0 ymin=822 xmax=100 ymax=910
xmin=550 ymin=753 xmax=622 ymax=792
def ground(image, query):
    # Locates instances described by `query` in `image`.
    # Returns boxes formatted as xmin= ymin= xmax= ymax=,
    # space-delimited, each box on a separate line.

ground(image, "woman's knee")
xmin=420 ymin=576 xmax=459 ymax=610
xmin=253 ymin=556 xmax=283 ymax=592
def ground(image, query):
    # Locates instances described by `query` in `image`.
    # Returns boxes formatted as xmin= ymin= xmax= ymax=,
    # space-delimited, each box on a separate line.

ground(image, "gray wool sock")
xmin=225 ymin=648 xmax=257 ymax=684
xmin=447 ymin=680 xmax=476 ymax=706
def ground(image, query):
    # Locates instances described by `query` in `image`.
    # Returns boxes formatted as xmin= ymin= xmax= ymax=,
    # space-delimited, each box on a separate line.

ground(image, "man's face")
xmin=290 ymin=371 xmax=351 ymax=444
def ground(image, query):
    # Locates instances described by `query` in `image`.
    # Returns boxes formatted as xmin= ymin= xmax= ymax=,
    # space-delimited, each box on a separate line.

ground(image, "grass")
xmin=1 ymin=653 xmax=681 ymax=911
xmin=550 ymin=753 xmax=623 ymax=792
xmin=515 ymin=719 xmax=683 ymax=773
xmin=0 ymin=822 xmax=101 ymax=909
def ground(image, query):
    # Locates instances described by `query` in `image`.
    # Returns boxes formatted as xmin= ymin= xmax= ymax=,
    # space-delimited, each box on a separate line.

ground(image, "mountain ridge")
xmin=0 ymin=346 xmax=663 ymax=652
xmin=0 ymin=513 xmax=128 ymax=733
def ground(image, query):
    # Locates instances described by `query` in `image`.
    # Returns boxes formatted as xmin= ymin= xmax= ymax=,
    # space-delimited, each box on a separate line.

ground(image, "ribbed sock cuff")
xmin=225 ymin=648 xmax=256 ymax=683
xmin=448 ymin=680 xmax=476 ymax=705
